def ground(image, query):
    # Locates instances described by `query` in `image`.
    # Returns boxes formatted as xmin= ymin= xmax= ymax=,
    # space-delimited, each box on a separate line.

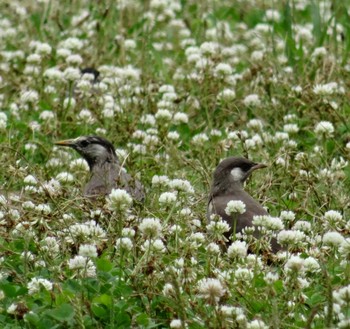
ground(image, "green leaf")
xmin=47 ymin=303 xmax=74 ymax=322
xmin=96 ymin=258 xmax=113 ymax=272
xmin=0 ymin=282 xmax=26 ymax=297
xmin=136 ymin=313 xmax=149 ymax=326
xmin=93 ymin=294 xmax=112 ymax=306
xmin=91 ymin=304 xmax=108 ymax=319
xmin=306 ymin=293 xmax=325 ymax=307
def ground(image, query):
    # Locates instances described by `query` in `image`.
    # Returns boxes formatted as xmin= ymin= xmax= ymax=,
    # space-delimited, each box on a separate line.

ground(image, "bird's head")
xmin=213 ymin=156 xmax=267 ymax=187
xmin=55 ymin=135 xmax=118 ymax=169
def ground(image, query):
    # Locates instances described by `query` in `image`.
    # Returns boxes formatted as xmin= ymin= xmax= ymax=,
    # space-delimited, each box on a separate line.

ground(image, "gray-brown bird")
xmin=207 ymin=156 xmax=280 ymax=253
xmin=55 ymin=136 xmax=145 ymax=201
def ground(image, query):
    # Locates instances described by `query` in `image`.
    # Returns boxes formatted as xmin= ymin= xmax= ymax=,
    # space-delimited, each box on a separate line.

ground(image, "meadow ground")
xmin=0 ymin=0 xmax=349 ymax=328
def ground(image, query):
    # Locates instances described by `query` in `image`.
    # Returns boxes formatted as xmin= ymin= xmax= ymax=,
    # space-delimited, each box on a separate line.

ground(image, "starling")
xmin=207 ymin=156 xmax=280 ymax=253
xmin=55 ymin=136 xmax=145 ymax=201
xmin=81 ymin=67 xmax=100 ymax=83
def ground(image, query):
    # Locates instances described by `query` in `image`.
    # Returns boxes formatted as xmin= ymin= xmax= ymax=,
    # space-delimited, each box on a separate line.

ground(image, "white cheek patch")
xmin=231 ymin=167 xmax=245 ymax=181
xmin=208 ymin=201 xmax=213 ymax=213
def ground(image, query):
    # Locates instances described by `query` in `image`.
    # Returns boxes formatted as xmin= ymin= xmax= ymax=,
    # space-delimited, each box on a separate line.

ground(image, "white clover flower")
xmin=207 ymin=243 xmax=221 ymax=255
xmin=247 ymin=319 xmax=268 ymax=329
xmin=247 ymin=119 xmax=264 ymax=130
xmin=41 ymin=237 xmax=60 ymax=256
xmin=234 ymin=268 xmax=253 ymax=282
xmin=44 ymin=67 xmax=64 ymax=81
xmin=140 ymin=114 xmax=156 ymax=126
xmin=167 ymin=131 xmax=180 ymax=140
xmin=68 ymin=255 xmax=96 ymax=277
xmin=70 ymin=158 xmax=89 ymax=171
xmin=162 ymin=283 xmax=175 ymax=296
xmin=214 ymin=63 xmax=232 ymax=77
xmin=152 ymin=175 xmax=169 ymax=187
xmin=292 ymin=221 xmax=311 ymax=232
xmin=7 ymin=303 xmax=18 ymax=314
xmin=189 ymin=232 xmax=205 ymax=243
xmin=22 ymin=201 xmax=36 ymax=210
xmin=217 ymin=88 xmax=236 ymax=101
xmin=63 ymin=97 xmax=76 ymax=109
xmin=252 ymin=215 xmax=284 ymax=231
xmin=323 ymin=232 xmax=344 ymax=247
xmin=124 ymin=39 xmax=136 ymax=50
xmin=27 ymin=53 xmax=41 ymax=64
xmin=265 ymin=9 xmax=281 ymax=22
xmin=66 ymin=54 xmax=83 ymax=66
xmin=333 ymin=285 xmax=350 ymax=305
xmin=280 ymin=210 xmax=296 ymax=222
xmin=169 ymin=179 xmax=194 ymax=194
xmin=313 ymin=82 xmax=338 ymax=96
xmin=35 ymin=203 xmax=51 ymax=215
xmin=277 ymin=230 xmax=306 ymax=246
xmin=197 ymin=278 xmax=226 ymax=303
xmin=227 ymin=241 xmax=248 ymax=258
xmin=63 ymin=67 xmax=81 ymax=81
xmin=173 ymin=112 xmax=189 ymax=124
xmin=67 ymin=255 xmax=85 ymax=269
xmin=121 ymin=228 xmax=135 ymax=238
xmin=59 ymin=37 xmax=84 ymax=50
xmin=324 ymin=210 xmax=342 ymax=223
xmin=139 ymin=217 xmax=162 ymax=238
xmin=64 ymin=220 xmax=106 ymax=245
xmin=275 ymin=157 xmax=286 ymax=167
xmin=314 ymin=121 xmax=334 ymax=137
xmin=106 ymin=188 xmax=132 ymax=211
xmin=155 ymin=109 xmax=172 ymax=121
xmin=78 ymin=244 xmax=98 ymax=258
xmin=339 ymin=238 xmax=350 ymax=259
xmin=170 ymin=319 xmax=183 ymax=328
xmin=284 ymin=255 xmax=305 ymax=274
xmin=142 ymin=239 xmax=166 ymax=253
xmin=24 ymin=174 xmax=37 ymax=185
xmin=200 ymin=41 xmax=220 ymax=56
xmin=20 ymin=90 xmax=39 ymax=104
xmin=39 ymin=110 xmax=55 ymax=121
xmin=243 ymin=94 xmax=261 ymax=107
xmin=304 ymin=257 xmax=320 ymax=273
xmin=56 ymin=172 xmax=74 ymax=183
xmin=225 ymin=200 xmax=246 ymax=216
xmin=275 ymin=132 xmax=289 ymax=141
xmin=206 ymin=219 xmax=230 ymax=234
xmin=115 ymin=237 xmax=133 ymax=251
xmin=311 ymin=47 xmax=327 ymax=58
xmin=245 ymin=134 xmax=263 ymax=149
xmin=158 ymin=191 xmax=177 ymax=206
xmin=283 ymin=123 xmax=299 ymax=133
xmin=27 ymin=278 xmax=53 ymax=295
xmin=77 ymin=109 xmax=95 ymax=124
xmin=192 ymin=133 xmax=209 ymax=145
xmin=264 ymin=272 xmax=279 ymax=284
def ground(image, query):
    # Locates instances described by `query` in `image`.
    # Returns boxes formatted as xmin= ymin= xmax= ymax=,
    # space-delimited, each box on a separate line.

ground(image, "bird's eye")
xmin=80 ymin=140 xmax=89 ymax=148
xmin=240 ymin=163 xmax=252 ymax=172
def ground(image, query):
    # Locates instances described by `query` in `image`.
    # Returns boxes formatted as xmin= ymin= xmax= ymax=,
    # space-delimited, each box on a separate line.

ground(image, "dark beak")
xmin=252 ymin=163 xmax=267 ymax=171
xmin=54 ymin=139 xmax=76 ymax=147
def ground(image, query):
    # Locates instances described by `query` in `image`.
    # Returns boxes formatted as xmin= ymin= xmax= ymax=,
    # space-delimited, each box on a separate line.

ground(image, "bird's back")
xmin=208 ymin=190 xmax=267 ymax=233
xmin=84 ymin=162 xmax=145 ymax=201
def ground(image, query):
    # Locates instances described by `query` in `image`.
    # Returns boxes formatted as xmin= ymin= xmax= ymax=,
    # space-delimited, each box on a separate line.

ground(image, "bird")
xmin=55 ymin=136 xmax=145 ymax=201
xmin=81 ymin=67 xmax=100 ymax=83
xmin=207 ymin=156 xmax=280 ymax=253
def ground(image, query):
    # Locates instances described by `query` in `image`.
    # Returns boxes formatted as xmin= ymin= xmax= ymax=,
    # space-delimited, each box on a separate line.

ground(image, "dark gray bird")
xmin=55 ymin=136 xmax=145 ymax=201
xmin=207 ymin=156 xmax=280 ymax=253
